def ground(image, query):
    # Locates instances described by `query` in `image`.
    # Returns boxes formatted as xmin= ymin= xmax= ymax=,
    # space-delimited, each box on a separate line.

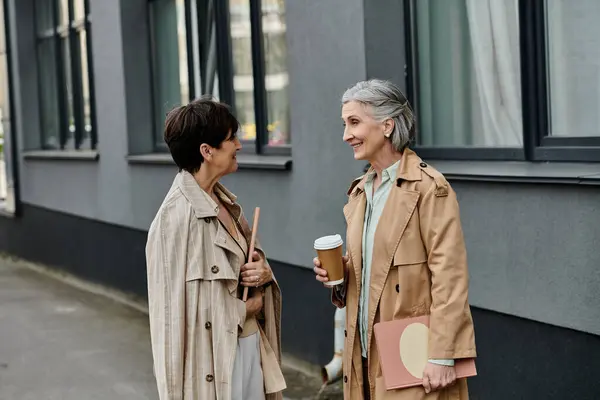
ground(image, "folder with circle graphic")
xmin=373 ymin=315 xmax=477 ymax=390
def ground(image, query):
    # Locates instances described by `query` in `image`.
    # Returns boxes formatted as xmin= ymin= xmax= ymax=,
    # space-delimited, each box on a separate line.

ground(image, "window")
xmin=150 ymin=0 xmax=290 ymax=154
xmin=34 ymin=0 xmax=95 ymax=151
xmin=406 ymin=0 xmax=600 ymax=162
xmin=1 ymin=0 xmax=16 ymax=214
xmin=545 ymin=0 xmax=600 ymax=140
xmin=149 ymin=0 xmax=195 ymax=151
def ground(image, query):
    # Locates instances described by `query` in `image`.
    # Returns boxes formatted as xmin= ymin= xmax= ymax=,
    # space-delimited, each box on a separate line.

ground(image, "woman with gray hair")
xmin=313 ymin=79 xmax=477 ymax=399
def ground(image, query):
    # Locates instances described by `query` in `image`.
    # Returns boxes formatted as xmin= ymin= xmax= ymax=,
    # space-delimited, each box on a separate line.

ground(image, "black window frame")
xmin=33 ymin=0 xmax=97 ymax=151
xmin=404 ymin=0 xmax=600 ymax=163
xmin=149 ymin=0 xmax=290 ymax=156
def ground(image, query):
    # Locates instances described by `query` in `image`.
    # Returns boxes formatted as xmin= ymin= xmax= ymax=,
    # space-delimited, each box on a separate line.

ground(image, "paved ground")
xmin=0 ymin=257 xmax=342 ymax=400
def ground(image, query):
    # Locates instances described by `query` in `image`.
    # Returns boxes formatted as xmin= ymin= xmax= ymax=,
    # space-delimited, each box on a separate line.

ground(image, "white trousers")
xmin=231 ymin=332 xmax=265 ymax=400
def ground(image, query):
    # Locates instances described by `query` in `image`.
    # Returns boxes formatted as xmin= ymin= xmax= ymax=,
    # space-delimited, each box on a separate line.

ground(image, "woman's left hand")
xmin=241 ymin=251 xmax=273 ymax=287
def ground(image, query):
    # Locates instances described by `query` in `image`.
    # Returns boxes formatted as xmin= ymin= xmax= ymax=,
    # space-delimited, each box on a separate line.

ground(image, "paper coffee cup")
xmin=314 ymin=234 xmax=344 ymax=286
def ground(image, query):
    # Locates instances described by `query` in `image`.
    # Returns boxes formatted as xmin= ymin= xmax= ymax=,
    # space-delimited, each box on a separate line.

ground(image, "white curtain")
xmin=466 ymin=0 xmax=522 ymax=146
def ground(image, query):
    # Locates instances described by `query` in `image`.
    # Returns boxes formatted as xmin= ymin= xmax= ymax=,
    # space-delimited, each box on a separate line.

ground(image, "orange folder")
xmin=373 ymin=315 xmax=477 ymax=390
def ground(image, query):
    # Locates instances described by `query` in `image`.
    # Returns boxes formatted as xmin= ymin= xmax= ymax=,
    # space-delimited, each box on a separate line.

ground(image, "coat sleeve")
xmin=418 ymin=180 xmax=477 ymax=360
xmin=146 ymin=208 xmax=187 ymax=400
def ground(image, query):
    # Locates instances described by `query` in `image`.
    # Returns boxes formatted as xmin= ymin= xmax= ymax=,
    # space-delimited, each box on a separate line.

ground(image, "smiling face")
xmin=201 ymin=129 xmax=242 ymax=176
xmin=342 ymin=101 xmax=389 ymax=162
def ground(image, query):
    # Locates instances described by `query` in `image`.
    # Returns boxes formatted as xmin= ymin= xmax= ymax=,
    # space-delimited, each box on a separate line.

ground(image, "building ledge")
xmin=23 ymin=150 xmax=99 ymax=161
xmin=127 ymin=153 xmax=292 ymax=171
xmin=429 ymin=160 xmax=600 ymax=185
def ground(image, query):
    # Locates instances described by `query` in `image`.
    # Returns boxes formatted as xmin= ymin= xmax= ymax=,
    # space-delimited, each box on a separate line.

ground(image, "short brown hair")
xmin=163 ymin=98 xmax=239 ymax=174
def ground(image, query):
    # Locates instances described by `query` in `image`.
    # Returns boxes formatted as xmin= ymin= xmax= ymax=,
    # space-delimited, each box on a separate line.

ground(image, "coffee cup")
xmin=314 ymin=234 xmax=345 ymax=286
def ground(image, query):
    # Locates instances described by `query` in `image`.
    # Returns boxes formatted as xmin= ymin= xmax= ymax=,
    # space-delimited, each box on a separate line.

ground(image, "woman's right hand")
xmin=313 ymin=255 xmax=349 ymax=287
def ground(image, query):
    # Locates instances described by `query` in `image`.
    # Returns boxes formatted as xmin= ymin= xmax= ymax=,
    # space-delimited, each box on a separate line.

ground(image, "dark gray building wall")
xmin=451 ymin=180 xmax=600 ymax=336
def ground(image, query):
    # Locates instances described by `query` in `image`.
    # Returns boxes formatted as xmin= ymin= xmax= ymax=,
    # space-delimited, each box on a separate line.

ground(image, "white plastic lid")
xmin=314 ymin=234 xmax=343 ymax=250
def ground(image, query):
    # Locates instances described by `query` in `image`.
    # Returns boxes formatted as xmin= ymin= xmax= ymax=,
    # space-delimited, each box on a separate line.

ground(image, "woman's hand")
xmin=313 ymin=255 xmax=349 ymax=287
xmin=422 ymin=363 xmax=456 ymax=394
xmin=241 ymin=251 xmax=273 ymax=287
xmin=245 ymin=288 xmax=264 ymax=317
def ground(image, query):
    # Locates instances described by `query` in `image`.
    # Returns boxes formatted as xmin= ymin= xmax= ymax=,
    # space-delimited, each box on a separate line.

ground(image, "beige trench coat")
xmin=333 ymin=149 xmax=477 ymax=400
xmin=146 ymin=171 xmax=286 ymax=400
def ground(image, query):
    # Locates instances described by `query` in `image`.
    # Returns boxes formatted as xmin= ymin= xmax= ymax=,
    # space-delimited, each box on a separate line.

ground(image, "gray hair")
xmin=341 ymin=79 xmax=415 ymax=151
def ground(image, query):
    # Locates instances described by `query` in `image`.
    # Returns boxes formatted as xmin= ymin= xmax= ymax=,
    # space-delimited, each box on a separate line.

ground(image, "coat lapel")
xmin=214 ymin=185 xmax=251 ymax=294
xmin=344 ymin=193 xmax=366 ymax=295
xmin=366 ymin=187 xmax=419 ymax=327
xmin=178 ymin=172 xmax=247 ymax=293
xmin=214 ymin=222 xmax=244 ymax=267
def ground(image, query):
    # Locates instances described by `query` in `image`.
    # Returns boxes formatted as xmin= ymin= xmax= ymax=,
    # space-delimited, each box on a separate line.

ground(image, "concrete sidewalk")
xmin=0 ymin=257 xmax=342 ymax=400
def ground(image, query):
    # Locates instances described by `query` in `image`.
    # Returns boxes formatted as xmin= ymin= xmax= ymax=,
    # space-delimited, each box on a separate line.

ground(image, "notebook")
xmin=373 ymin=315 xmax=477 ymax=390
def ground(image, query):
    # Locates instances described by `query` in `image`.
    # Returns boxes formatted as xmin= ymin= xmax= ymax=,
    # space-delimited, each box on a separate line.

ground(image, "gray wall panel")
xmin=451 ymin=181 xmax=600 ymax=335
xmin=364 ymin=0 xmax=407 ymax=88
xmin=19 ymin=161 xmax=100 ymax=218
xmin=128 ymin=165 xmax=179 ymax=229
xmin=90 ymin=0 xmax=137 ymax=226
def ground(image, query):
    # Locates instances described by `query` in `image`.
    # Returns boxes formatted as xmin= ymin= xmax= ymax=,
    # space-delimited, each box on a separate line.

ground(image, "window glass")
xmin=415 ymin=0 xmax=522 ymax=147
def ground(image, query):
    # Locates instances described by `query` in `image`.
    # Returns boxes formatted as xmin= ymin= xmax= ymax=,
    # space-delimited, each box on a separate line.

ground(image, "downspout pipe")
xmin=321 ymin=307 xmax=346 ymax=384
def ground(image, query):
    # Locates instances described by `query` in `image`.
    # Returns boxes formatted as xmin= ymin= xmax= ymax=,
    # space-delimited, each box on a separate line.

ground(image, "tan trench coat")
xmin=333 ymin=149 xmax=477 ymax=400
xmin=146 ymin=171 xmax=286 ymax=400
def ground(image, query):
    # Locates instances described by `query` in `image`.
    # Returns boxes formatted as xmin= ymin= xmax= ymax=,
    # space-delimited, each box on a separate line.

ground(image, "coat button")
xmin=344 ymin=330 xmax=347 ymax=337
xmin=344 ymin=375 xmax=348 ymax=383
xmin=395 ymin=284 xmax=400 ymax=293
xmin=420 ymin=162 xmax=427 ymax=168
xmin=211 ymin=265 xmax=219 ymax=274
xmin=204 ymin=217 xmax=211 ymax=223
xmin=205 ymin=321 xmax=212 ymax=329
xmin=206 ymin=374 xmax=214 ymax=382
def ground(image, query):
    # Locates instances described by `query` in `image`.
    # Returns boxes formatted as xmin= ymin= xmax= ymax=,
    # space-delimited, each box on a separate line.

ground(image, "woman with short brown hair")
xmin=146 ymin=98 xmax=286 ymax=400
